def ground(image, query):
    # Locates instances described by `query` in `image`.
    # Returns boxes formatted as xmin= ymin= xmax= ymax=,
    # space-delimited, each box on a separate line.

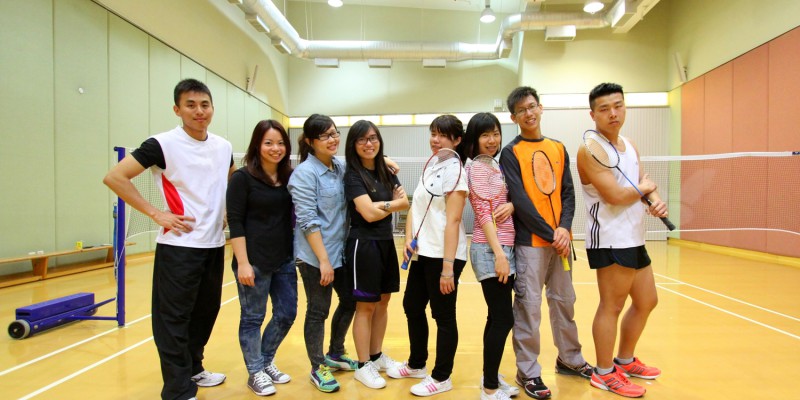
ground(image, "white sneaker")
xmin=247 ymin=370 xmax=276 ymax=396
xmin=373 ymin=353 xmax=403 ymax=371
xmin=481 ymin=374 xmax=520 ymax=397
xmin=481 ymin=387 xmax=513 ymax=400
xmin=354 ymin=361 xmax=386 ymax=389
xmin=410 ymin=375 xmax=453 ymax=396
xmin=264 ymin=362 xmax=291 ymax=384
xmin=386 ymin=361 xmax=428 ymax=379
xmin=191 ymin=370 xmax=226 ymax=387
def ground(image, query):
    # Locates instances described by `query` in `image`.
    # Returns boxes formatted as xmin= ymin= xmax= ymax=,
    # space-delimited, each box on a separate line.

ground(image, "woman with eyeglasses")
xmin=342 ymin=120 xmax=409 ymax=389
xmin=288 ymin=114 xmax=357 ymax=393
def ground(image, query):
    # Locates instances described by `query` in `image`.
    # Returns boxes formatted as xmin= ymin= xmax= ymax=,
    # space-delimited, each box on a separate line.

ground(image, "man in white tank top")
xmin=576 ymin=83 xmax=669 ymax=398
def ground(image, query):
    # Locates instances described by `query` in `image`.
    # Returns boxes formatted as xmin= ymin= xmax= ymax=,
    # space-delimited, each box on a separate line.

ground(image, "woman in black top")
xmin=226 ymin=120 xmax=296 ymax=396
xmin=344 ymin=120 xmax=409 ymax=389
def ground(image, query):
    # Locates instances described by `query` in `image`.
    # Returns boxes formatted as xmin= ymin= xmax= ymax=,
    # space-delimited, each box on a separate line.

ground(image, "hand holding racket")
xmin=401 ymin=148 xmax=462 ymax=270
xmin=582 ymin=129 xmax=676 ymax=231
xmin=531 ymin=150 xmax=571 ymax=271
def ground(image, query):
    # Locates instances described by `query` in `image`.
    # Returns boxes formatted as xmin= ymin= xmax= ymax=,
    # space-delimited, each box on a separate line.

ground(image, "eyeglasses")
xmin=317 ymin=130 xmax=341 ymax=141
xmin=356 ymin=135 xmax=379 ymax=145
xmin=514 ymin=103 xmax=541 ymax=116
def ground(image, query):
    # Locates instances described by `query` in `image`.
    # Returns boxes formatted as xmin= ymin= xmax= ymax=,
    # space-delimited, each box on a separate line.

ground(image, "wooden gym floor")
xmin=1 ymin=240 xmax=798 ymax=399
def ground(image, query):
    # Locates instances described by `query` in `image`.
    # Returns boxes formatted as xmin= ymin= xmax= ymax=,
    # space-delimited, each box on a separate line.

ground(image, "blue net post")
xmin=113 ymin=147 xmax=127 ymax=327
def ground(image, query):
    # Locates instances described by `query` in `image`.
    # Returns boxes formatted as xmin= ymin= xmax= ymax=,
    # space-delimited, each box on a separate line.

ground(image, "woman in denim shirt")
xmin=464 ymin=113 xmax=518 ymax=400
xmin=287 ymin=114 xmax=356 ymax=393
xmin=227 ymin=120 xmax=296 ymax=396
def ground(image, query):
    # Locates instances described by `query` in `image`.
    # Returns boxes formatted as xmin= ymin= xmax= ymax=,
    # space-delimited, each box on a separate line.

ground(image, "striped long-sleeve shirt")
xmin=466 ymin=159 xmax=515 ymax=246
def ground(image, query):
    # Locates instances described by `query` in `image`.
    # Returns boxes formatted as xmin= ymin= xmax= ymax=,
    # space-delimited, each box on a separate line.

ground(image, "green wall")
xmin=0 ymin=0 xmax=286 ymax=273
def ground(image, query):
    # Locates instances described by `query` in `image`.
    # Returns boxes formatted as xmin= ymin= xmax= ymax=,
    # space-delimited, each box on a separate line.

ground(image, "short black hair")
xmin=174 ymin=78 xmax=213 ymax=106
xmin=506 ymin=86 xmax=540 ymax=114
xmin=589 ymin=83 xmax=624 ymax=110
xmin=464 ymin=112 xmax=502 ymax=159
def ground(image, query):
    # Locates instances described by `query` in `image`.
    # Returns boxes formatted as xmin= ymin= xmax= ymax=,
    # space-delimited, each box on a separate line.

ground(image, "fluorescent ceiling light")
xmin=583 ymin=1 xmax=604 ymax=14
xmin=480 ymin=1 xmax=496 ymax=23
xmin=328 ymin=0 xmax=343 ymax=7
xmin=245 ymin=13 xmax=269 ymax=33
xmin=422 ymin=59 xmax=446 ymax=68
xmin=368 ymin=59 xmax=392 ymax=68
xmin=381 ymin=115 xmax=413 ymax=125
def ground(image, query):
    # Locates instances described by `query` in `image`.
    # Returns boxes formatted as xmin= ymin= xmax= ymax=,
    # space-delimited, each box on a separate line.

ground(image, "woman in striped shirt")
xmin=464 ymin=112 xmax=518 ymax=400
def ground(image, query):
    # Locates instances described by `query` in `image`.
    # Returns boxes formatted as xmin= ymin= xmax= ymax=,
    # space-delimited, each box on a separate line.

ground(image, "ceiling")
xmin=290 ymin=0 xmax=610 ymax=14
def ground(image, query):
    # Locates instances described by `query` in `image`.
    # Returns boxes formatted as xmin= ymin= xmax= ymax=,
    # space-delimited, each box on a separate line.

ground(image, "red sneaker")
xmin=614 ymin=357 xmax=661 ymax=379
xmin=590 ymin=367 xmax=645 ymax=398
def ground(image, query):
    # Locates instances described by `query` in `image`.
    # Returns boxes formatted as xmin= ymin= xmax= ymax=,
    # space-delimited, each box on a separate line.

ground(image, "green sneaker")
xmin=324 ymin=353 xmax=358 ymax=371
xmin=310 ymin=365 xmax=340 ymax=393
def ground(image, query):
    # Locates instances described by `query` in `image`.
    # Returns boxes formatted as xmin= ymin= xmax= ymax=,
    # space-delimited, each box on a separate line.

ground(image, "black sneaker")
xmin=555 ymin=357 xmax=593 ymax=379
xmin=514 ymin=375 xmax=551 ymax=399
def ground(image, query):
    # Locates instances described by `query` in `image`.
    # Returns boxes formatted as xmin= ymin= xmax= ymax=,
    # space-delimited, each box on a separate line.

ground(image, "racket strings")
xmin=468 ymin=157 xmax=505 ymax=201
xmin=584 ymin=132 xmax=619 ymax=168
xmin=532 ymin=151 xmax=556 ymax=196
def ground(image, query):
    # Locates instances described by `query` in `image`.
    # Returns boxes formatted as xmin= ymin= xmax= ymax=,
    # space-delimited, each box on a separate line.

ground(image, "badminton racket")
xmin=531 ymin=150 xmax=571 ymax=271
xmin=582 ymin=129 xmax=675 ymax=231
xmin=467 ymin=154 xmax=506 ymax=229
xmin=401 ymin=148 xmax=462 ymax=270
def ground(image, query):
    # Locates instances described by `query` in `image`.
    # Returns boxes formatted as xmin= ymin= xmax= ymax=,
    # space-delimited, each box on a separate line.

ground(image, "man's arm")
xmin=103 ymin=156 xmax=194 ymax=233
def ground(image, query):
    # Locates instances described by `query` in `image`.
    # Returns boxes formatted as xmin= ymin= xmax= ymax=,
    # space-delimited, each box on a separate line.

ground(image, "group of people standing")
xmin=103 ymin=78 xmax=667 ymax=400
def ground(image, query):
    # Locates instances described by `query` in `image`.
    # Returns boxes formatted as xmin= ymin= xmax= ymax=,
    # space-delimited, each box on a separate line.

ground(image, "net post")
xmin=113 ymin=147 xmax=127 ymax=327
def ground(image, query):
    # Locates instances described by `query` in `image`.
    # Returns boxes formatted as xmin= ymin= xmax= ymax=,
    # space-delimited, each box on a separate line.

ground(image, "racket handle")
xmin=400 ymin=239 xmax=418 ymax=270
xmin=641 ymin=196 xmax=676 ymax=231
xmin=561 ymin=256 xmax=570 ymax=271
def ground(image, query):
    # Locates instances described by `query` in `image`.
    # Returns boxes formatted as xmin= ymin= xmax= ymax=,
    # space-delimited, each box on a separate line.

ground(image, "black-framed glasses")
xmin=356 ymin=135 xmax=379 ymax=145
xmin=318 ymin=130 xmax=341 ymax=141
xmin=514 ymin=103 xmax=541 ymax=116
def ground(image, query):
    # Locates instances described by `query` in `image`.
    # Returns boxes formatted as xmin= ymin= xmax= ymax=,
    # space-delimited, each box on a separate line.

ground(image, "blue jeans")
xmin=235 ymin=259 xmax=298 ymax=375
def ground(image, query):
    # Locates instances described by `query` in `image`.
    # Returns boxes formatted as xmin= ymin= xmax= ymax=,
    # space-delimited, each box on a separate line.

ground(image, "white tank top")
xmin=582 ymin=136 xmax=646 ymax=249
xmin=151 ymin=127 xmax=232 ymax=248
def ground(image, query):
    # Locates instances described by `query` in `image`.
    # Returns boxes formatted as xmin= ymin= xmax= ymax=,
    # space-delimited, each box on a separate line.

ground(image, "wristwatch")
xmin=383 ymin=201 xmax=391 ymax=211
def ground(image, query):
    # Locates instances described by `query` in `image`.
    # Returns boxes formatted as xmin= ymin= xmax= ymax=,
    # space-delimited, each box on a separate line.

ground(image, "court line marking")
xmin=656 ymin=285 xmax=800 ymax=340
xmin=2 ymin=280 xmax=239 ymax=379
xmin=13 ymin=293 xmax=241 ymax=399
xmin=654 ymin=273 xmax=800 ymax=323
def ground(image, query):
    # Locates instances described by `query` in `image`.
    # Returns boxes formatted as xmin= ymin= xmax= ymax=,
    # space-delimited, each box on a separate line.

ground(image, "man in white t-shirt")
xmin=103 ymin=79 xmax=234 ymax=400
xmin=577 ymin=82 xmax=668 ymax=398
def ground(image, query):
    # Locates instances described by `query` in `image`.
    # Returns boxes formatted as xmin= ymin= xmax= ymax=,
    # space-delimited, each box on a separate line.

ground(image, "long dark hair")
xmin=345 ymin=120 xmax=394 ymax=194
xmin=430 ymin=114 xmax=467 ymax=165
xmin=464 ymin=112 xmax=502 ymax=159
xmin=298 ymin=114 xmax=336 ymax=163
xmin=243 ymin=119 xmax=292 ymax=186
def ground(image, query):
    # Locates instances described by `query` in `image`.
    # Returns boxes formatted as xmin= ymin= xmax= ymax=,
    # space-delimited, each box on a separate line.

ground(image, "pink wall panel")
xmin=766 ymin=28 xmax=800 ymax=256
xmin=732 ymin=45 xmax=769 ymax=152
xmin=681 ymin=78 xmax=705 ymax=155
xmin=703 ymin=64 xmax=733 ymax=154
xmin=681 ymin=26 xmax=800 ymax=257
xmin=700 ymin=64 xmax=733 ymax=245
xmin=731 ymin=45 xmax=769 ymax=248
xmin=768 ymin=27 xmax=800 ymax=151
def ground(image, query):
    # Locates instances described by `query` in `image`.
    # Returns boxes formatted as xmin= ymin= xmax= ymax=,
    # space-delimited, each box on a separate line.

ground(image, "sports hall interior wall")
xmin=2 ymin=0 xmax=799 ymax=278
xmin=679 ymin=26 xmax=800 ymax=257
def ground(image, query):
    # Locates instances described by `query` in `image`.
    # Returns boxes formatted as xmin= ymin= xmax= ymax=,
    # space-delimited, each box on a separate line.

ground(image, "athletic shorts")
xmin=345 ymin=237 xmax=400 ymax=302
xmin=587 ymin=246 xmax=651 ymax=270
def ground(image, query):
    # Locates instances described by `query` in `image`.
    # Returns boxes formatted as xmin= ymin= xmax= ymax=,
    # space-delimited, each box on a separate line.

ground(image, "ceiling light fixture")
xmin=480 ymin=0 xmax=496 ymax=24
xmin=328 ymin=0 xmax=343 ymax=7
xmin=583 ymin=1 xmax=605 ymax=14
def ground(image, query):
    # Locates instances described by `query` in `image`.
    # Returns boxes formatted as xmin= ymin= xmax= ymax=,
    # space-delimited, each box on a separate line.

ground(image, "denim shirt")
xmin=287 ymin=154 xmax=347 ymax=269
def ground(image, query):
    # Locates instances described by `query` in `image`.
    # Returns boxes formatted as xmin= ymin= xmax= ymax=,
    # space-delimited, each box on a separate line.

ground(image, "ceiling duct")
xmin=230 ymin=0 xmax=655 ymax=63
xmin=545 ymin=25 xmax=576 ymax=41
